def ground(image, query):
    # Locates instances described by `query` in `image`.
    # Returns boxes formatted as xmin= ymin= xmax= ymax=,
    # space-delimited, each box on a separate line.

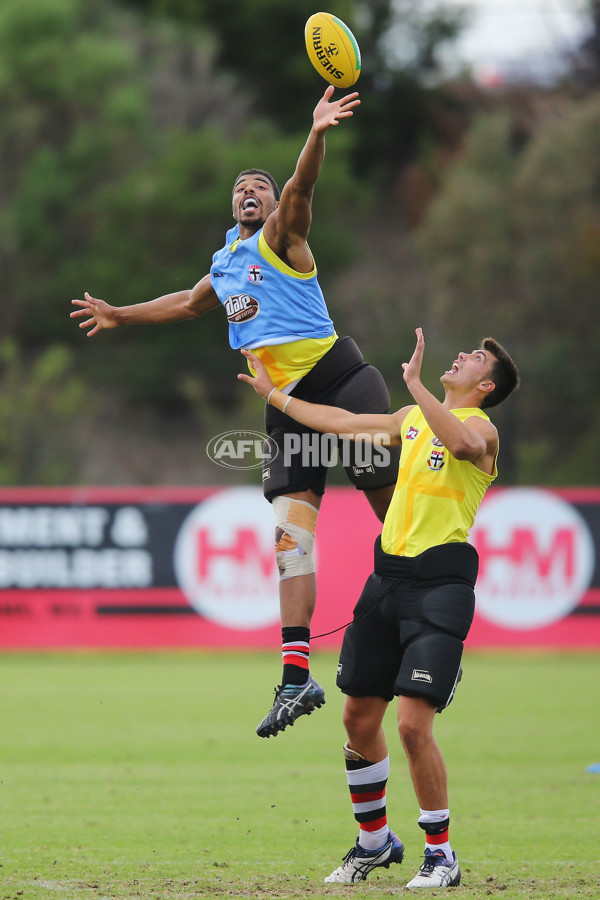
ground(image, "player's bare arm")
xmin=70 ymin=274 xmax=219 ymax=337
xmin=458 ymin=415 xmax=498 ymax=474
xmin=402 ymin=327 xmax=498 ymax=472
xmin=238 ymin=348 xmax=406 ymax=444
xmin=264 ymin=85 xmax=360 ymax=272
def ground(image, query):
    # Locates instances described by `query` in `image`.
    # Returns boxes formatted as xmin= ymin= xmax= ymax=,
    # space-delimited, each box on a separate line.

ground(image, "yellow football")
xmin=305 ymin=12 xmax=361 ymax=89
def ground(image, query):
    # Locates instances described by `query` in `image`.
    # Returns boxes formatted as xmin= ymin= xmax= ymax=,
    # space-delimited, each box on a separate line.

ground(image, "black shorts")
xmin=262 ymin=336 xmax=400 ymax=502
xmin=336 ymin=538 xmax=478 ymax=710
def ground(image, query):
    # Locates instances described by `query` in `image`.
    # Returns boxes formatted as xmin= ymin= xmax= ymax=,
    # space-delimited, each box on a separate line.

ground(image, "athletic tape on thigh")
xmin=272 ymin=496 xmax=318 ymax=579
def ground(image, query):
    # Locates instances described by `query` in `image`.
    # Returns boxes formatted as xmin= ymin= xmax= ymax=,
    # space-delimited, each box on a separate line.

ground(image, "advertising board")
xmin=0 ymin=486 xmax=597 ymax=649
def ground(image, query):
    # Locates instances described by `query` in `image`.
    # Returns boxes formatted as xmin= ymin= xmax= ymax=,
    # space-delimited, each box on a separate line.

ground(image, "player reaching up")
xmin=239 ymin=327 xmax=519 ymax=887
xmin=71 ymin=86 xmax=400 ymax=738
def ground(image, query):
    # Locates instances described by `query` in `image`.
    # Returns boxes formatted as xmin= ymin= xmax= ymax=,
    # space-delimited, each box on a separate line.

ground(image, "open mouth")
xmin=446 ymin=361 xmax=460 ymax=375
xmin=242 ymin=196 xmax=259 ymax=211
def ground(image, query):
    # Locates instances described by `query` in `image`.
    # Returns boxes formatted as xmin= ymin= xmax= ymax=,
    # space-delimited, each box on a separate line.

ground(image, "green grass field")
xmin=0 ymin=650 xmax=598 ymax=899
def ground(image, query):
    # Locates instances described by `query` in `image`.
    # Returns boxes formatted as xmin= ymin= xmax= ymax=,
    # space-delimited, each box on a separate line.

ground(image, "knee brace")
xmin=272 ymin=496 xmax=318 ymax=580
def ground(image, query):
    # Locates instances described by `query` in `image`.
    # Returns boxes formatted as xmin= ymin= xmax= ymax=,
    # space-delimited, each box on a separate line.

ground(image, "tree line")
xmin=0 ymin=0 xmax=597 ymax=485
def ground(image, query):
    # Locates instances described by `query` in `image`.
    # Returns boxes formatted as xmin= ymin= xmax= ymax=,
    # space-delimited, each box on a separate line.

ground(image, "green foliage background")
xmin=0 ymin=0 xmax=597 ymax=485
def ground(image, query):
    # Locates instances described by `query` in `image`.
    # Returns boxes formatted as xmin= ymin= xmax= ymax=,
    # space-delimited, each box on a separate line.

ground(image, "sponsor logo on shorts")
xmin=337 ymin=663 xmax=343 ymax=675
xmin=262 ymin=467 xmax=270 ymax=481
xmin=406 ymin=425 xmax=419 ymax=440
xmin=352 ymin=465 xmax=375 ymax=477
xmin=411 ymin=669 xmax=433 ymax=683
xmin=224 ymin=293 xmax=259 ymax=323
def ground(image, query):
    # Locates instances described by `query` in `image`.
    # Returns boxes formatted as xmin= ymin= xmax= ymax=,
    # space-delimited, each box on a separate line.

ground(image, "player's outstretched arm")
xmin=70 ymin=274 xmax=220 ymax=337
xmin=402 ymin=327 xmax=497 ymax=464
xmin=238 ymin=349 xmax=405 ymax=443
xmin=264 ymin=85 xmax=360 ymax=265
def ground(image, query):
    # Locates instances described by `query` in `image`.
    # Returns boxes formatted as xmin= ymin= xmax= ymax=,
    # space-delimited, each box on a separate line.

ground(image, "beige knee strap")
xmin=272 ymin=496 xmax=318 ymax=580
xmin=343 ymin=741 xmax=368 ymax=763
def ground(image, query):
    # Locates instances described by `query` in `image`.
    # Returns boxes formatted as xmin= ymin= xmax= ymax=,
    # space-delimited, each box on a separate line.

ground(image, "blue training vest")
xmin=209 ymin=225 xmax=335 ymax=350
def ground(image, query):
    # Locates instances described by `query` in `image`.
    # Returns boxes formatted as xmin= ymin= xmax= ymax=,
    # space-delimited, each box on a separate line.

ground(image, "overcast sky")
xmin=439 ymin=0 xmax=590 ymax=80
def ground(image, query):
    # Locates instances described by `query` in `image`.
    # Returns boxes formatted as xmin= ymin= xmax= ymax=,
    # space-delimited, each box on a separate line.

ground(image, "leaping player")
xmin=71 ymin=86 xmax=401 ymax=738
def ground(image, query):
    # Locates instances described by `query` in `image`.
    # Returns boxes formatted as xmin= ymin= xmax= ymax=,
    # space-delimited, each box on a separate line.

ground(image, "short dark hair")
xmin=233 ymin=169 xmax=281 ymax=201
xmin=480 ymin=338 xmax=520 ymax=409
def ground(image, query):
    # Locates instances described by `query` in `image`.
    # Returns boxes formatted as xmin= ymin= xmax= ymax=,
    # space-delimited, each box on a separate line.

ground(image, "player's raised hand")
xmin=402 ymin=327 xmax=425 ymax=386
xmin=238 ymin=349 xmax=276 ymax=400
xmin=70 ymin=292 xmax=118 ymax=337
xmin=312 ymin=85 xmax=360 ymax=133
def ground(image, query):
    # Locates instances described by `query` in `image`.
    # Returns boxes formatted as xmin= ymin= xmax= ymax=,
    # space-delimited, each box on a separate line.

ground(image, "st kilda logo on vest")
xmin=427 ymin=435 xmax=445 ymax=470
xmin=427 ymin=449 xmax=445 ymax=470
xmin=224 ymin=293 xmax=260 ymax=324
xmin=248 ymin=264 xmax=263 ymax=284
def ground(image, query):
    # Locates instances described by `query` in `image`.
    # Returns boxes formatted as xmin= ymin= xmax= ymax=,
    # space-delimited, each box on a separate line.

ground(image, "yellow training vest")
xmin=381 ymin=406 xmax=497 ymax=558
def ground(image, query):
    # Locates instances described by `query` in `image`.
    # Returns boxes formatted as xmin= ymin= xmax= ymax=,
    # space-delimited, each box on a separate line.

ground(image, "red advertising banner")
xmin=0 ymin=486 xmax=598 ymax=650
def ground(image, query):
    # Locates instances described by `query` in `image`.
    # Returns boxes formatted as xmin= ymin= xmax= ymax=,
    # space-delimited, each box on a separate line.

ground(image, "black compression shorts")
xmin=336 ymin=538 xmax=479 ymax=711
xmin=262 ymin=336 xmax=400 ymax=502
